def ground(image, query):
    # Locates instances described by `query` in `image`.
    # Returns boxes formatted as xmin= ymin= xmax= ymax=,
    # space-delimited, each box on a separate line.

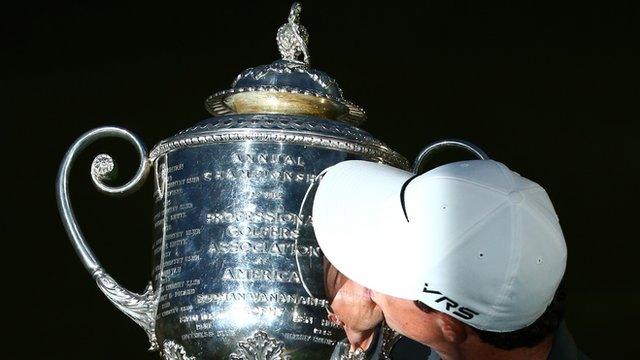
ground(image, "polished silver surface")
xmin=277 ymin=3 xmax=309 ymax=64
xmin=57 ymin=4 xmax=410 ymax=360
xmin=148 ymin=137 xmax=392 ymax=359
xmin=339 ymin=349 xmax=365 ymax=360
xmin=56 ymin=126 xmax=159 ymax=350
xmin=163 ymin=340 xmax=197 ymax=360
xmin=149 ymin=115 xmax=407 ymax=169
xmin=205 ymin=3 xmax=365 ymax=126
xmin=379 ymin=323 xmax=402 ymax=360
xmin=229 ymin=331 xmax=291 ymax=360
xmin=412 ymin=139 xmax=490 ymax=174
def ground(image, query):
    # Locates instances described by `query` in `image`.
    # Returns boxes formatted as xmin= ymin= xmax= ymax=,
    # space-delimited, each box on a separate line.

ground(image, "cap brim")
xmin=312 ymin=160 xmax=424 ymax=300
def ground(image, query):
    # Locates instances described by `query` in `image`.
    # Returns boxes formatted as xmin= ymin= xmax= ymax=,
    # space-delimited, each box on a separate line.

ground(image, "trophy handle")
xmin=412 ymin=139 xmax=489 ymax=174
xmin=56 ymin=126 xmax=159 ymax=351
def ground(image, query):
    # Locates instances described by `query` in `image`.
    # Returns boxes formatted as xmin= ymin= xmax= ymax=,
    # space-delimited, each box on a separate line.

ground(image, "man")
xmin=324 ymin=259 xmax=383 ymax=359
xmin=312 ymin=160 xmax=588 ymax=359
xmin=324 ymin=259 xmax=432 ymax=359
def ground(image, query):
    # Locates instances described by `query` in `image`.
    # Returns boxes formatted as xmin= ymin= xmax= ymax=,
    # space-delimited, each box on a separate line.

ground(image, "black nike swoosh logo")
xmin=400 ymin=174 xmax=420 ymax=222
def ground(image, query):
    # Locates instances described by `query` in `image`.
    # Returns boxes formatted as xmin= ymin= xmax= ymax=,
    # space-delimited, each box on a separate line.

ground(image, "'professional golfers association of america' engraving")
xmin=57 ymin=3 xmax=408 ymax=359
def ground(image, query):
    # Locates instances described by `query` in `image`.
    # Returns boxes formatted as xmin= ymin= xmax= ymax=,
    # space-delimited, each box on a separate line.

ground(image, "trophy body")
xmin=57 ymin=4 xmax=408 ymax=359
xmin=149 ymin=116 xmax=406 ymax=359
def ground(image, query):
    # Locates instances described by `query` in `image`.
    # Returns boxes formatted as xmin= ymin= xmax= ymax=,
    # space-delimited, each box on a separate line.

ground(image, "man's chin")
xmin=344 ymin=328 xmax=376 ymax=351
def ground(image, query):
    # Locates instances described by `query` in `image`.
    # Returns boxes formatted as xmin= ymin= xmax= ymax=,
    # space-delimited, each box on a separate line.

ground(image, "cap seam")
xmin=521 ymin=199 xmax=566 ymax=251
xmin=521 ymin=190 xmax=562 ymax=233
xmin=495 ymin=162 xmax=516 ymax=190
xmin=486 ymin=199 xmax=523 ymax=329
xmin=438 ymin=202 xmax=511 ymax=269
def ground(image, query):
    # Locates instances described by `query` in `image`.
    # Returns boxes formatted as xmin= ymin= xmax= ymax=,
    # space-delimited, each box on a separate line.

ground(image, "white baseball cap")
xmin=312 ymin=160 xmax=567 ymax=332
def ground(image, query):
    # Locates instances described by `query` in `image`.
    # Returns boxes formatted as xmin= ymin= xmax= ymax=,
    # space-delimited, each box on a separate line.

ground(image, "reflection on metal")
xmin=58 ymin=3 xmax=410 ymax=360
xmin=380 ymin=322 xmax=403 ymax=360
xmin=56 ymin=126 xmax=158 ymax=350
xmin=91 ymin=154 xmax=117 ymax=182
xmin=412 ymin=139 xmax=490 ymax=174
xmin=162 ymin=340 xmax=196 ymax=360
xmin=339 ymin=348 xmax=366 ymax=360
xmin=95 ymin=269 xmax=158 ymax=350
xmin=277 ymin=3 xmax=310 ymax=64
xmin=230 ymin=331 xmax=291 ymax=360
xmin=205 ymin=4 xmax=366 ymax=125
xmin=149 ymin=115 xmax=406 ymax=168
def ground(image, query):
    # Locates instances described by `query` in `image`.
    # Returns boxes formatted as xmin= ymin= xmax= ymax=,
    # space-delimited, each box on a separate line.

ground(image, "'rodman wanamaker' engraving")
xmin=57 ymin=3 xmax=409 ymax=359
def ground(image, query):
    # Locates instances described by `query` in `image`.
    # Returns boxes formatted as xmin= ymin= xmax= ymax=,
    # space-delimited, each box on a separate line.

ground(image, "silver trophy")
xmin=57 ymin=3 xmax=409 ymax=359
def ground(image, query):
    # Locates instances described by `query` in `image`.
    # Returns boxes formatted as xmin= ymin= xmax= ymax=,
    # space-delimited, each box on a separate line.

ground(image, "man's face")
xmin=369 ymin=291 xmax=442 ymax=346
xmin=329 ymin=278 xmax=383 ymax=333
xmin=324 ymin=262 xmax=383 ymax=347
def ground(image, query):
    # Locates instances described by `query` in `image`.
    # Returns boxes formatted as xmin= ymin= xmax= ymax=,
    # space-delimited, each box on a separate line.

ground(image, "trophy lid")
xmin=205 ymin=3 xmax=366 ymax=126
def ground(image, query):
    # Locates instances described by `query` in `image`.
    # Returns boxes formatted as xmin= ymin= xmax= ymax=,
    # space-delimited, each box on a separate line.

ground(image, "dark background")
xmin=4 ymin=1 xmax=639 ymax=358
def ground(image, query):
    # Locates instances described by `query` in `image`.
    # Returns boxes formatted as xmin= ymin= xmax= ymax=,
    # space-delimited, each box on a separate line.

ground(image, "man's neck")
xmin=433 ymin=335 xmax=554 ymax=360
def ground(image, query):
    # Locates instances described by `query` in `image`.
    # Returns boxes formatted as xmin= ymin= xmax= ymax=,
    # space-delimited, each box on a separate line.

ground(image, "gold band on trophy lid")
xmin=224 ymin=91 xmax=347 ymax=120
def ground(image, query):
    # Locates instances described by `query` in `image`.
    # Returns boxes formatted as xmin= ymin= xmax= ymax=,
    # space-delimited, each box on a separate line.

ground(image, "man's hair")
xmin=323 ymin=258 xmax=345 ymax=304
xmin=415 ymin=279 xmax=566 ymax=350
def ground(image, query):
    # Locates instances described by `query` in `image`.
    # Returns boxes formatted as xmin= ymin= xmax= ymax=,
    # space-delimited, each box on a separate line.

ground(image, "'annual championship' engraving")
xmin=149 ymin=146 xmax=350 ymax=353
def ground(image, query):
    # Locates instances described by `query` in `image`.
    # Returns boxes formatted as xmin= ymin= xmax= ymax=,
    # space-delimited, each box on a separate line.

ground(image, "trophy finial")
xmin=277 ymin=2 xmax=310 ymax=64
xmin=206 ymin=1 xmax=366 ymax=125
